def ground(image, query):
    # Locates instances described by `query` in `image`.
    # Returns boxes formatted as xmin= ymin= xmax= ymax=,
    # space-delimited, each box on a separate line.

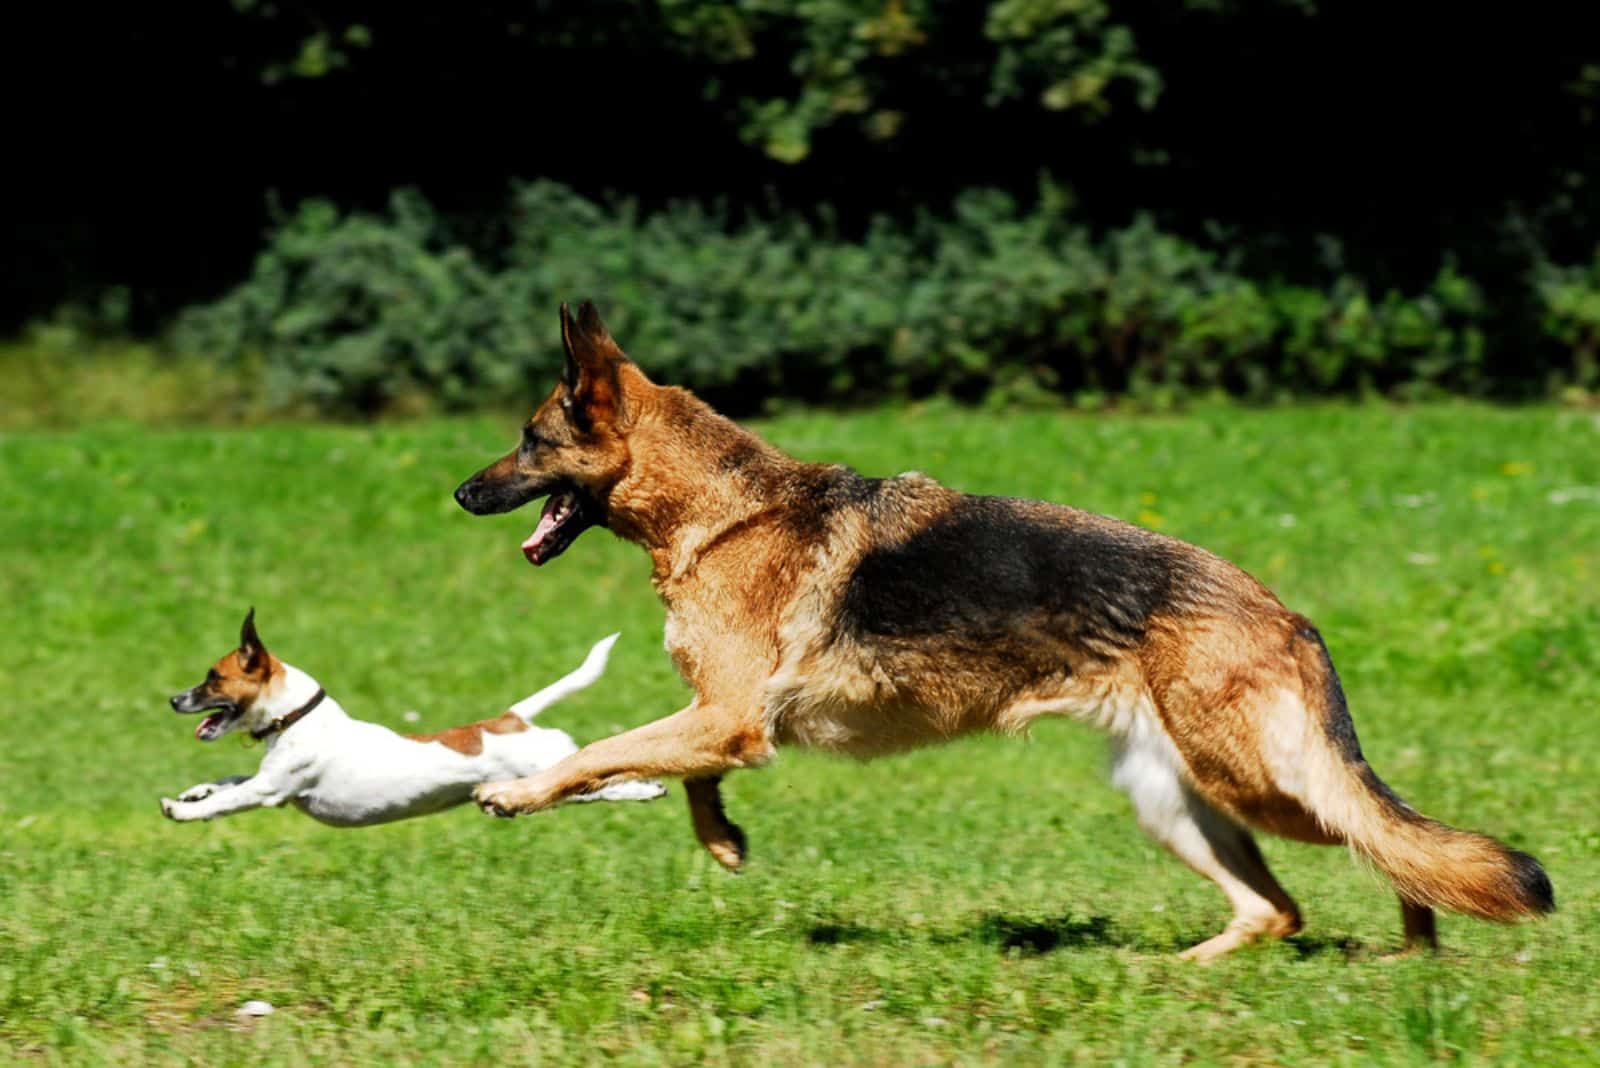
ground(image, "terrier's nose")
xmin=170 ymin=694 xmax=184 ymax=711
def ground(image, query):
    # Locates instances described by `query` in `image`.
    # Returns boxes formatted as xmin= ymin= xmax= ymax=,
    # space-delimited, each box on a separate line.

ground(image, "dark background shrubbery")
xmin=10 ymin=2 xmax=1600 ymax=413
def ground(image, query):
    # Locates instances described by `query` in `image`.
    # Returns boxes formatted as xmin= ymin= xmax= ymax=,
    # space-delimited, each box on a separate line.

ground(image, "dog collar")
xmin=250 ymin=688 xmax=326 ymax=741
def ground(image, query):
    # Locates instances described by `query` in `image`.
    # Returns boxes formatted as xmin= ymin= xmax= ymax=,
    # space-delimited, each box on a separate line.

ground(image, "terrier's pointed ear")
xmin=557 ymin=300 xmax=626 ymax=430
xmin=238 ymin=607 xmax=267 ymax=673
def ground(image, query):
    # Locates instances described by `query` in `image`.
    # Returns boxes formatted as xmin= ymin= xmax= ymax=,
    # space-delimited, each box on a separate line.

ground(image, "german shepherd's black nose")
xmin=455 ymin=475 xmax=502 ymax=515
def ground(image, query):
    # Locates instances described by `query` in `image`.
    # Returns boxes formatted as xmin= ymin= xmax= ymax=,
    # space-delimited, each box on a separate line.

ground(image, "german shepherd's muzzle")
xmin=454 ymin=463 xmax=603 ymax=566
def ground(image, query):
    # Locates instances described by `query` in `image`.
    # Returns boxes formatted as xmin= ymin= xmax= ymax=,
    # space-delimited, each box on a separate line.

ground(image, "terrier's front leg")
xmin=161 ymin=775 xmax=290 ymax=822
xmin=176 ymin=775 xmax=251 ymax=803
xmin=161 ymin=797 xmax=211 ymax=821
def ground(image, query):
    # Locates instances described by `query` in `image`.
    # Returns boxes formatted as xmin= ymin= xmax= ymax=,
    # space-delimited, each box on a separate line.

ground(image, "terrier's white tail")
xmin=508 ymin=633 xmax=619 ymax=724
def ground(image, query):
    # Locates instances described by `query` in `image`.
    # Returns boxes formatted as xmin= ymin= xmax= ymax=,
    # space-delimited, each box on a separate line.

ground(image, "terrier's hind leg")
xmin=567 ymin=780 xmax=669 ymax=804
xmin=1112 ymin=734 xmax=1302 ymax=962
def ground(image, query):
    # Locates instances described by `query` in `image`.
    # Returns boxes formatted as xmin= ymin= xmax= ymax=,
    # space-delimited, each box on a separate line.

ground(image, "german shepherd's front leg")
xmin=684 ymin=775 xmax=747 ymax=871
xmin=472 ymin=702 xmax=770 ymax=845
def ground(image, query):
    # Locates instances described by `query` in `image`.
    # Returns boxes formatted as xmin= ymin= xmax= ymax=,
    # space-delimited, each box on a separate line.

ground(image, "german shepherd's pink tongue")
xmin=521 ymin=493 xmax=570 ymax=565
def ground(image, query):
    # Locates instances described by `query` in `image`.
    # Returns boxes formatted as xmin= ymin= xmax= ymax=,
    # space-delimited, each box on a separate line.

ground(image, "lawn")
xmin=1 ymin=402 xmax=1597 ymax=1064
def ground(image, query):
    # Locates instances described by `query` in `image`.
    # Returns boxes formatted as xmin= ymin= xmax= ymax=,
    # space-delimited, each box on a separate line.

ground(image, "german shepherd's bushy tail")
xmin=1291 ymin=631 xmax=1554 ymax=921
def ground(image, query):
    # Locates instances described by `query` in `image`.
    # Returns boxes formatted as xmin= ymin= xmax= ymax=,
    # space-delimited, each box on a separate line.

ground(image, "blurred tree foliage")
xmin=650 ymin=0 xmax=1165 ymax=162
xmin=9 ymin=1 xmax=1600 ymax=402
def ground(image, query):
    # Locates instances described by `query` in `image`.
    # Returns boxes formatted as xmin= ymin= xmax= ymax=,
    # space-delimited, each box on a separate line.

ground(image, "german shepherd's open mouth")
xmin=520 ymin=484 xmax=601 ymax=565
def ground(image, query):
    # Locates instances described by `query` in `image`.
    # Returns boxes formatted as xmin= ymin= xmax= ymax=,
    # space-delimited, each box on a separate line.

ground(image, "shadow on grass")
xmin=805 ymin=913 xmax=1122 ymax=955
xmin=807 ymin=922 xmax=890 ymax=946
xmin=1160 ymin=927 xmax=1370 ymax=961
xmin=1284 ymin=934 xmax=1371 ymax=961
xmin=968 ymin=914 xmax=1118 ymax=955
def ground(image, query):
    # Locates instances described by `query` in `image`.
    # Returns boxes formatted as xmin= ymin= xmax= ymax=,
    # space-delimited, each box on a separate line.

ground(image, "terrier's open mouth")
xmin=520 ymin=489 xmax=599 ymax=565
xmin=194 ymin=708 xmax=240 ymax=741
xmin=174 ymin=693 xmax=242 ymax=741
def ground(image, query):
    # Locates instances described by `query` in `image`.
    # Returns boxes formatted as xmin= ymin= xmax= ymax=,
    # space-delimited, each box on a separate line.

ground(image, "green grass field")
xmin=2 ymin=403 xmax=1597 ymax=1064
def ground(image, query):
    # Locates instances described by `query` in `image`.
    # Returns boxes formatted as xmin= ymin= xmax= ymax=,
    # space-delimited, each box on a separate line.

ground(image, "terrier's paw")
xmin=160 ymin=797 xmax=183 ymax=821
xmin=178 ymin=782 xmax=219 ymax=803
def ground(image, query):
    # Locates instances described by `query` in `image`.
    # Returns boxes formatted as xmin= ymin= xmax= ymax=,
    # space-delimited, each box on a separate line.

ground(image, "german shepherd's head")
xmin=454 ymin=302 xmax=642 ymax=565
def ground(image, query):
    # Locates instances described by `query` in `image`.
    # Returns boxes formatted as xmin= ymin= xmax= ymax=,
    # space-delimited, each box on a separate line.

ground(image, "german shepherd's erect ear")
xmin=559 ymin=301 xmax=629 ymax=431
xmin=238 ymin=607 xmax=268 ymax=673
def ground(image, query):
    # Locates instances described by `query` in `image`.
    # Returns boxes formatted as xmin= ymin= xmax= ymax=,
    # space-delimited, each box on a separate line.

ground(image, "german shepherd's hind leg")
xmin=1391 ymin=899 xmax=1439 ymax=956
xmin=685 ymin=775 xmax=747 ymax=871
xmin=1111 ymin=733 xmax=1302 ymax=962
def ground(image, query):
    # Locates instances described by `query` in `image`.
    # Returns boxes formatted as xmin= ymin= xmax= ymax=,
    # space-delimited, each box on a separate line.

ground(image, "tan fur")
xmin=407 ymin=711 xmax=530 ymax=756
xmin=459 ymin=304 xmax=1551 ymax=958
xmin=198 ymin=648 xmax=284 ymax=711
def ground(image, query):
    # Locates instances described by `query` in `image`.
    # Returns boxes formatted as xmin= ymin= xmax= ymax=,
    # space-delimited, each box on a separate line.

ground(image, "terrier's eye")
xmin=521 ymin=427 xmax=544 ymax=450
xmin=206 ymin=670 xmax=219 ymax=684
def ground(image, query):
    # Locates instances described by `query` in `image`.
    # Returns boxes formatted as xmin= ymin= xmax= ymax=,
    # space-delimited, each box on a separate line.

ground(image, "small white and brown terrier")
xmin=161 ymin=611 xmax=663 ymax=826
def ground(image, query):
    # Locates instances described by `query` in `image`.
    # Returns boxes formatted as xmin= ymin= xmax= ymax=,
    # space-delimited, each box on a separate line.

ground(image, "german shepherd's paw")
xmin=703 ymin=823 xmax=747 ymax=872
xmin=473 ymin=780 xmax=542 ymax=818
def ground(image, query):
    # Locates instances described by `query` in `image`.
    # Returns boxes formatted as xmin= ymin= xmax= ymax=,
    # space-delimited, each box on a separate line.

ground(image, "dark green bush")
xmin=1536 ymin=249 xmax=1600 ymax=390
xmin=176 ymin=192 xmax=507 ymax=411
xmin=175 ymin=184 xmax=1587 ymax=415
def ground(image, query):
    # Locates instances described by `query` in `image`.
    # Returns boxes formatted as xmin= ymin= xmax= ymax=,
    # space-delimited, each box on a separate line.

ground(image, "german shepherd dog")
xmin=454 ymin=303 xmax=1552 ymax=960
